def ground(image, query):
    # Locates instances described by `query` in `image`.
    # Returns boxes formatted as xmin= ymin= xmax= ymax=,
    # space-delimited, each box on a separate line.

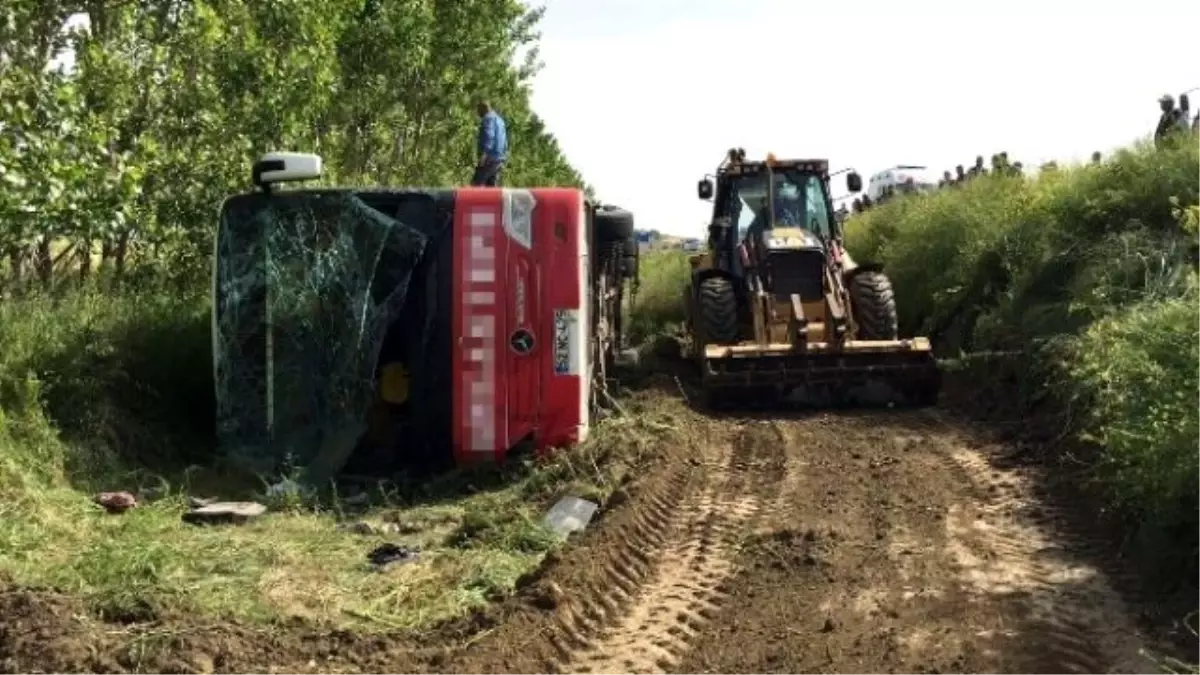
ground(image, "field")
xmin=3 ymin=3 xmax=1198 ymax=671
xmin=1 ymin=136 xmax=1197 ymax=674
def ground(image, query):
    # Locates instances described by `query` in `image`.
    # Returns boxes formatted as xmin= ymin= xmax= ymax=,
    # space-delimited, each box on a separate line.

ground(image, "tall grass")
xmin=0 ymin=285 xmax=688 ymax=627
xmin=627 ymin=249 xmax=692 ymax=342
xmin=845 ymin=134 xmax=1200 ymax=580
xmin=0 ymin=290 xmax=215 ymax=497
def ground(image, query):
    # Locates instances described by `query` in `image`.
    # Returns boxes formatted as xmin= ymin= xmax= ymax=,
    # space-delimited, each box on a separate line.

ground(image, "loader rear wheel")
xmin=698 ymin=276 xmax=739 ymax=344
xmin=849 ymin=270 xmax=899 ymax=340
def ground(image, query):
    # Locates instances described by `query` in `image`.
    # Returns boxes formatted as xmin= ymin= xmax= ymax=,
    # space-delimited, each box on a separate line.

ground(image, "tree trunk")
xmin=114 ymin=231 xmax=130 ymax=287
xmin=35 ymin=236 xmax=53 ymax=289
xmin=8 ymin=246 xmax=27 ymax=295
xmin=78 ymin=239 xmax=92 ymax=287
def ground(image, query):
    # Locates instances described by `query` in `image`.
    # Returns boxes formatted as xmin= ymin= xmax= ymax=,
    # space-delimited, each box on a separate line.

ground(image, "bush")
xmin=0 ymin=288 xmax=214 ymax=502
xmin=847 ymin=139 xmax=1198 ymax=349
xmin=844 ymin=134 xmax=1200 ymax=579
xmin=627 ymin=249 xmax=691 ymax=342
xmin=1066 ymin=285 xmax=1199 ymax=570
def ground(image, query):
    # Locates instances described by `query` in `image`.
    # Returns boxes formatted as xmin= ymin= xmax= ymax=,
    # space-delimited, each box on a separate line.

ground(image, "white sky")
xmin=49 ymin=4 xmax=1200 ymax=239
xmin=530 ymin=0 xmax=1200 ymax=237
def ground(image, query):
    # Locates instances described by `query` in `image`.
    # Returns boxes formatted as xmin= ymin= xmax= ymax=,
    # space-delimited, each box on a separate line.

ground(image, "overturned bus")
xmin=211 ymin=153 xmax=638 ymax=483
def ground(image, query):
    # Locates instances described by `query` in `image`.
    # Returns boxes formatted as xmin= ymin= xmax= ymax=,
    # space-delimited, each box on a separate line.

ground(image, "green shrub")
xmin=844 ymin=137 xmax=1200 ymax=352
xmin=0 ymin=288 xmax=214 ymax=501
xmin=844 ymin=134 xmax=1200 ymax=580
xmin=627 ymin=249 xmax=692 ymax=342
xmin=1066 ymin=281 xmax=1199 ymax=533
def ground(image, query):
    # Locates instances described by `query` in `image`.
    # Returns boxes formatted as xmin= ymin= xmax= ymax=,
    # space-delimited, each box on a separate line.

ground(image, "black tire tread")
xmin=697 ymin=276 xmax=739 ymax=344
xmin=849 ymin=270 xmax=899 ymax=340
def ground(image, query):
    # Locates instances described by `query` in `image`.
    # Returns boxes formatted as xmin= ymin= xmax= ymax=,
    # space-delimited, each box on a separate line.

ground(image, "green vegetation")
xmin=626 ymin=137 xmax=1199 ymax=584
xmin=2 ymin=0 xmax=587 ymax=291
xmin=628 ymin=249 xmax=691 ymax=343
xmin=2 ymin=0 xmax=1196 ymax=642
xmin=0 ymin=0 xmax=678 ymax=629
xmin=845 ymin=135 xmax=1199 ymax=581
xmin=0 ymin=288 xmax=685 ymax=627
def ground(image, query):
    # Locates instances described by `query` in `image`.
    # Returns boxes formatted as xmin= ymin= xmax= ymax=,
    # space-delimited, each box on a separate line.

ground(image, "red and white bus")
xmin=212 ymin=152 xmax=636 ymax=479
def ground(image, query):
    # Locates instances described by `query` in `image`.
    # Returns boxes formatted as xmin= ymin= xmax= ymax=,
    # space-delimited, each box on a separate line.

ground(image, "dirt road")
xmin=447 ymin=407 xmax=1157 ymax=675
xmin=0 ymin=400 xmax=1168 ymax=674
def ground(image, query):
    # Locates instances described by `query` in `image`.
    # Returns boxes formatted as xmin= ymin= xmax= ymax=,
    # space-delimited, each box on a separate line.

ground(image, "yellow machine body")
xmin=685 ymin=151 xmax=940 ymax=406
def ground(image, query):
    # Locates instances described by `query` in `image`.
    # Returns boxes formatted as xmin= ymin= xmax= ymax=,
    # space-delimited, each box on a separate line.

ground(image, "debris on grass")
xmin=92 ymin=491 xmax=138 ymax=514
xmin=1 ymin=371 xmax=688 ymax=631
xmin=181 ymin=501 xmax=268 ymax=525
xmin=263 ymin=478 xmax=315 ymax=503
xmin=337 ymin=521 xmax=401 ymax=536
xmin=367 ymin=543 xmax=420 ymax=568
xmin=543 ymin=496 xmax=599 ymax=540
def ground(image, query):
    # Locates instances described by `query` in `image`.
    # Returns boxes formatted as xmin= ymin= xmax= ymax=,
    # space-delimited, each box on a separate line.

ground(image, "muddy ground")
xmin=0 ymin=386 xmax=1188 ymax=674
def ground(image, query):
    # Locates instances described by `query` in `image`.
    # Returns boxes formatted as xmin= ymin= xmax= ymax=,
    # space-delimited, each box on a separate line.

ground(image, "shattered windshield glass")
xmin=213 ymin=191 xmax=429 ymax=481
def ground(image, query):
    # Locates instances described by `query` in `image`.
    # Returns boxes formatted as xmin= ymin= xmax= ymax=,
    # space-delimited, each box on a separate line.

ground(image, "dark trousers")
xmin=471 ymin=160 xmax=505 ymax=187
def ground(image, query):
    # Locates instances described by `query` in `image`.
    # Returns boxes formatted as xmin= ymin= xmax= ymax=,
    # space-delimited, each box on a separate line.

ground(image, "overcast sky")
xmin=530 ymin=0 xmax=1200 ymax=236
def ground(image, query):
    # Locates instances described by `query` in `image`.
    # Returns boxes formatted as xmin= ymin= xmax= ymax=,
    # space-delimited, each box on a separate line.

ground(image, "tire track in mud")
xmin=672 ymin=411 xmax=968 ymax=675
xmin=555 ymin=420 xmax=788 ymax=674
xmin=449 ymin=402 xmax=1171 ymax=675
xmin=672 ymin=410 xmax=1158 ymax=675
xmin=923 ymin=411 xmax=1156 ymax=674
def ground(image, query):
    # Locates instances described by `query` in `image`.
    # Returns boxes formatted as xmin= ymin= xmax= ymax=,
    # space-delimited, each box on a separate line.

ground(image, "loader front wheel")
xmin=849 ymin=270 xmax=899 ymax=340
xmin=697 ymin=276 xmax=739 ymax=344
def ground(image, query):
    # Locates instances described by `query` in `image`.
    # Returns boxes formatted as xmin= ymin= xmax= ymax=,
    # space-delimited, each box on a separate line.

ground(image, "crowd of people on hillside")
xmin=1155 ymin=93 xmax=1196 ymax=148
xmin=839 ymin=149 xmax=1104 ymax=220
xmin=477 ymin=91 xmax=1193 ymax=229
xmin=842 ymin=150 xmax=1034 ymax=218
xmin=840 ymin=92 xmax=1197 ymax=222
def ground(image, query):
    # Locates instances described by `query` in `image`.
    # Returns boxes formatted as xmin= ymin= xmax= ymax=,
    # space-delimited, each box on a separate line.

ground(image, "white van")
xmin=866 ymin=165 xmax=940 ymax=202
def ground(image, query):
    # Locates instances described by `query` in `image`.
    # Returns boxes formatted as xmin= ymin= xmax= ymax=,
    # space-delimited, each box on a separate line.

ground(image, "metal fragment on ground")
xmin=543 ymin=496 xmax=599 ymax=539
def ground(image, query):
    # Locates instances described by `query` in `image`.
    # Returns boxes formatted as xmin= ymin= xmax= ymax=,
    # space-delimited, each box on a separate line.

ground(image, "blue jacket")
xmin=478 ymin=110 xmax=508 ymax=162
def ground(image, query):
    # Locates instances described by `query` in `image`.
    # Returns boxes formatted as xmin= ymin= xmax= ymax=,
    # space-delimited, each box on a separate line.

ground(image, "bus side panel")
xmin=451 ymin=189 xmax=508 ymax=466
xmin=499 ymin=190 xmax=541 ymax=457
xmin=537 ymin=188 xmax=588 ymax=452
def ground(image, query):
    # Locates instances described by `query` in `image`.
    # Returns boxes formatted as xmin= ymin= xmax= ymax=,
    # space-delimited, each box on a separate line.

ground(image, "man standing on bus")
xmin=473 ymin=100 xmax=508 ymax=187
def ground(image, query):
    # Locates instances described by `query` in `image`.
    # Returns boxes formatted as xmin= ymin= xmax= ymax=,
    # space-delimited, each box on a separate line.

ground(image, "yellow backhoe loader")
xmin=683 ymin=148 xmax=940 ymax=407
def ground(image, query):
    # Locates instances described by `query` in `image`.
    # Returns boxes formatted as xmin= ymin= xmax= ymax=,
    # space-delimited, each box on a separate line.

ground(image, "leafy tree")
xmin=0 ymin=0 xmax=589 ymax=291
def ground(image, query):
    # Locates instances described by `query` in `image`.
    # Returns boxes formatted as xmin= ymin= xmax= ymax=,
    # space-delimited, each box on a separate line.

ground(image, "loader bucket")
xmin=700 ymin=338 xmax=940 ymax=408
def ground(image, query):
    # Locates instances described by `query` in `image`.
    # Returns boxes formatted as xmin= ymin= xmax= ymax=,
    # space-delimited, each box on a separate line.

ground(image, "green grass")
xmin=845 ymin=133 xmax=1200 ymax=581
xmin=0 ymin=288 xmax=687 ymax=630
xmin=4 ymin=136 xmax=1196 ymax=632
xmin=628 ymin=249 xmax=692 ymax=343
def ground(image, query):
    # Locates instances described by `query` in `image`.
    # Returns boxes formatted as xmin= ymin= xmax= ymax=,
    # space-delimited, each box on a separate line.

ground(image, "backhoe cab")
xmin=684 ymin=148 xmax=940 ymax=407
